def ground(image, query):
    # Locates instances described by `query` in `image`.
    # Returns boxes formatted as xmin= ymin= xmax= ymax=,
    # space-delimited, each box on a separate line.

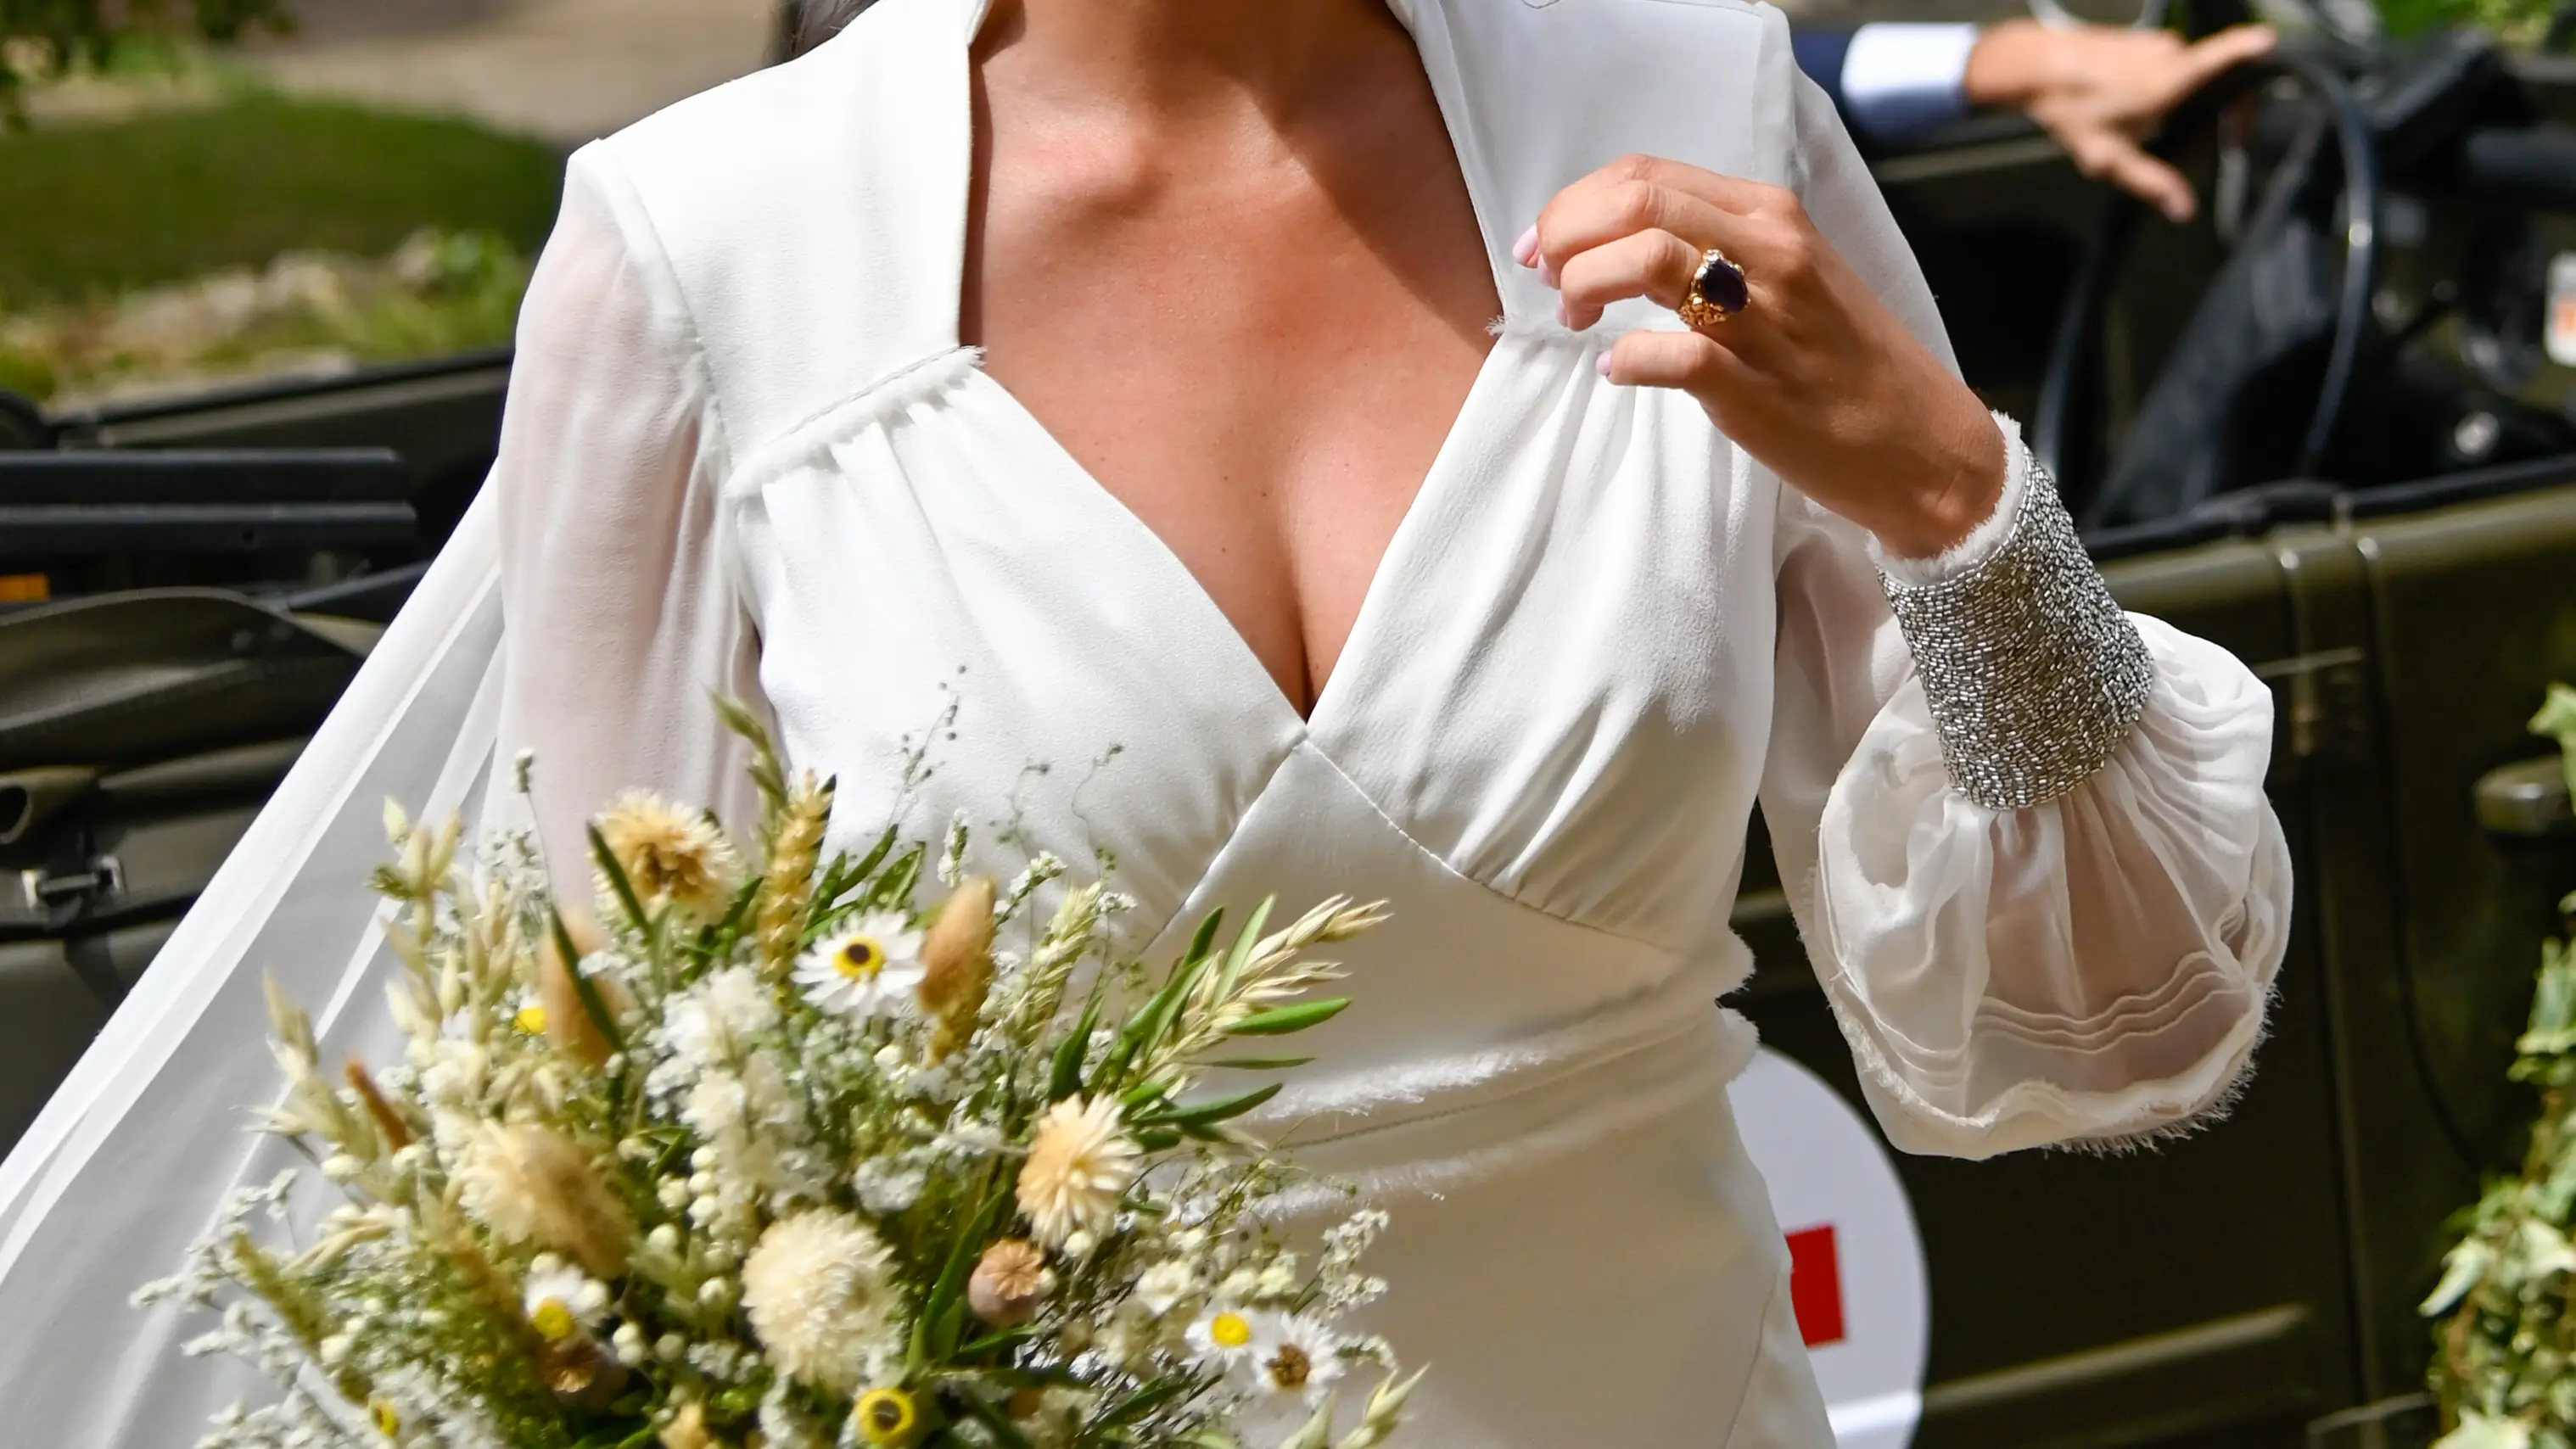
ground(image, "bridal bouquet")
xmin=143 ymin=705 xmax=1416 ymax=1449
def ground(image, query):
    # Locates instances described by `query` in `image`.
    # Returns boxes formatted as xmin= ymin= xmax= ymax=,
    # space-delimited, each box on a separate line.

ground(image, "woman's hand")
xmin=1520 ymin=155 xmax=2003 ymax=560
xmin=1966 ymin=21 xmax=2276 ymax=223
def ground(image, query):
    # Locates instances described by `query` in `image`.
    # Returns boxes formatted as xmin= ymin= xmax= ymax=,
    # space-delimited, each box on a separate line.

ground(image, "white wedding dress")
xmin=0 ymin=0 xmax=2291 ymax=1442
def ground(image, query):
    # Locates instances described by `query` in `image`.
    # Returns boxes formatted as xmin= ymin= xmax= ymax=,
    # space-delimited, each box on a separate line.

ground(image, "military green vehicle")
xmin=10 ymin=16 xmax=2576 ymax=1448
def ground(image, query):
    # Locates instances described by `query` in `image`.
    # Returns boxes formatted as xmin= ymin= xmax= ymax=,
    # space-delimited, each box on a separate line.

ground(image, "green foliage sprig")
xmin=0 ymin=0 xmax=292 ymax=120
xmin=2422 ymin=685 xmax=2576 ymax=1449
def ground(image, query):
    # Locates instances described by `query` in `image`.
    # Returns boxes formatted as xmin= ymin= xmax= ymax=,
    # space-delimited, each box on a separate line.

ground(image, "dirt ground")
xmin=244 ymin=0 xmax=779 ymax=143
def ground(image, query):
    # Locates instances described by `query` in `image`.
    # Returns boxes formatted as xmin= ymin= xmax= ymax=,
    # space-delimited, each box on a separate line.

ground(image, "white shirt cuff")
xmin=1842 ymin=22 xmax=1980 ymax=139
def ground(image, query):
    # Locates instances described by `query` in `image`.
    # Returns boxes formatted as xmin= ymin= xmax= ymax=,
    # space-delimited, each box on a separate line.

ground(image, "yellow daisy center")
xmin=1210 ymin=1312 xmax=1252 ymax=1348
xmin=512 ymin=1004 xmax=546 ymax=1034
xmin=856 ymin=1387 xmax=919 ymax=1446
xmin=835 ymin=937 xmax=888 ymax=982
xmin=370 ymin=1397 xmax=400 ymax=1436
xmin=529 ymin=1298 xmax=576 ymax=1341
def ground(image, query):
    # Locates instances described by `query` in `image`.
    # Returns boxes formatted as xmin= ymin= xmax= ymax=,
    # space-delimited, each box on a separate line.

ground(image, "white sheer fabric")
xmin=0 ymin=0 xmax=2288 ymax=1441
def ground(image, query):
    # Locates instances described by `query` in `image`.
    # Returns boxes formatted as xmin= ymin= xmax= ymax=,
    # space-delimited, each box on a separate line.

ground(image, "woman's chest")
xmin=962 ymin=65 xmax=1503 ymax=716
xmin=725 ymin=342 xmax=1783 ymax=953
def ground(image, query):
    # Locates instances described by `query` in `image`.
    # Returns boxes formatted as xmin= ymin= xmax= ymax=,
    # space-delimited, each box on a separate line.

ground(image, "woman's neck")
xmin=973 ymin=0 xmax=1408 ymax=119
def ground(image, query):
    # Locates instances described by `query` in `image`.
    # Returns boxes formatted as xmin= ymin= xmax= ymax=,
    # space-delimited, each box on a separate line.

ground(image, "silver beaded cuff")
xmin=1878 ymin=452 xmax=2153 ymax=812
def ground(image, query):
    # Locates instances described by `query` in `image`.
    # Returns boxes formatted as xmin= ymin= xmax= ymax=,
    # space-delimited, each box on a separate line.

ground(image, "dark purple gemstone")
xmin=1694 ymin=252 xmax=1750 ymax=315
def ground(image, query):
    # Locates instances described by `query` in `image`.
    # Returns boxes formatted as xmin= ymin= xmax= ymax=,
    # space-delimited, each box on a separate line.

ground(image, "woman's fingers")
xmin=1600 ymin=327 xmax=1754 ymax=396
xmin=1555 ymin=227 xmax=1704 ymax=331
xmin=1531 ymin=154 xmax=1794 ymax=282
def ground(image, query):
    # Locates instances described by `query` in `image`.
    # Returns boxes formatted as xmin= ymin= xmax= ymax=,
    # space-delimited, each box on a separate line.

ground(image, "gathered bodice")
xmin=492 ymin=0 xmax=2286 ymax=1159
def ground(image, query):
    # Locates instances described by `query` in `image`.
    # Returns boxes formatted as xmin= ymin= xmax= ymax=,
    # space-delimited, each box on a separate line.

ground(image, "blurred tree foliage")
xmin=0 ymin=0 xmax=292 ymax=117
xmin=2376 ymin=0 xmax=2554 ymax=40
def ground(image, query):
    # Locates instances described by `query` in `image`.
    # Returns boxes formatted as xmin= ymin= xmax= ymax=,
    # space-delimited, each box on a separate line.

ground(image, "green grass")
xmin=0 ymin=89 xmax=566 ymax=307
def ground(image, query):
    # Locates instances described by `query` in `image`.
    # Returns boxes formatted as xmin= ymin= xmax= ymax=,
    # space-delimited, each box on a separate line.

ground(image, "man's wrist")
xmin=1962 ymin=19 xmax=2055 ymax=110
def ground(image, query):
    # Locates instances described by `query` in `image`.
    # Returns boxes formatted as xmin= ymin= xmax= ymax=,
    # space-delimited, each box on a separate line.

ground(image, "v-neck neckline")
xmin=938 ymin=0 xmax=1517 ymax=739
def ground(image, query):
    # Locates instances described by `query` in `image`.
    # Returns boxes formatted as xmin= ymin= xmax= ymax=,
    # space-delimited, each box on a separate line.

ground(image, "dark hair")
xmin=785 ymin=0 xmax=876 ymax=57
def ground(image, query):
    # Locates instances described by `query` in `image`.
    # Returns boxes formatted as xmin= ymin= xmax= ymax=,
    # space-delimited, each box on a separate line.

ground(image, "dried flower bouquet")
xmin=143 ymin=703 xmax=1416 ymax=1449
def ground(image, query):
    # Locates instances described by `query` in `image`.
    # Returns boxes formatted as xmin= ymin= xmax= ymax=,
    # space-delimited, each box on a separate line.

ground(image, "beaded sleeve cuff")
xmin=1877 ymin=446 xmax=2153 ymax=812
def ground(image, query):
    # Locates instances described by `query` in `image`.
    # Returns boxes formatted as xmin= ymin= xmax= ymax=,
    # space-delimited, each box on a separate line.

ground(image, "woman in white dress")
xmin=0 ymin=0 xmax=2288 ymax=1443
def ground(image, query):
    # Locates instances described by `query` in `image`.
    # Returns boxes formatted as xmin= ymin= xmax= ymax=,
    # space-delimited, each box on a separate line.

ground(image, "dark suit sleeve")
xmin=1790 ymin=28 xmax=1856 ymax=118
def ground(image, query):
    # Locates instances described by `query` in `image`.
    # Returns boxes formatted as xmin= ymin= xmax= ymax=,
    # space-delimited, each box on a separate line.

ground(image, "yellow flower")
xmin=513 ymin=1004 xmax=547 ymax=1034
xmin=1186 ymin=1306 xmax=1258 ymax=1367
xmin=595 ymin=790 xmax=742 ymax=921
xmin=370 ymin=1397 xmax=400 ymax=1437
xmin=854 ymin=1387 xmax=921 ymax=1447
xmin=1016 ymin=1095 xmax=1140 ymax=1248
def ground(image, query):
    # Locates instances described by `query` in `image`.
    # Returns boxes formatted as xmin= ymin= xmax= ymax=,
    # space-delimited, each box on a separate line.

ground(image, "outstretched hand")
xmin=1520 ymin=155 xmax=2004 ymax=561
xmin=1966 ymin=20 xmax=2276 ymax=222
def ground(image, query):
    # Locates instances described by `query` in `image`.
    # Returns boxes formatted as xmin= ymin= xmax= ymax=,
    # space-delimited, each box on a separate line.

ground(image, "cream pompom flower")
xmin=454 ymin=1122 xmax=631 ymax=1278
xmin=1016 ymin=1094 xmax=1140 ymax=1248
xmin=792 ymin=913 xmax=927 ymax=1021
xmin=595 ymin=790 xmax=742 ymax=920
xmin=740 ymin=1210 xmax=904 ymax=1394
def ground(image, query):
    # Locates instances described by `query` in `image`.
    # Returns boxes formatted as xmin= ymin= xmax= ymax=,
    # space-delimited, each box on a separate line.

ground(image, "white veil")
xmin=0 ymin=492 xmax=511 ymax=1443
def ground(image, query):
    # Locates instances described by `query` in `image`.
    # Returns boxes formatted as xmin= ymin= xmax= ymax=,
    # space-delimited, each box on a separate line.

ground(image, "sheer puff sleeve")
xmin=487 ymin=146 xmax=769 ymax=886
xmin=1757 ymin=77 xmax=2293 ymax=1160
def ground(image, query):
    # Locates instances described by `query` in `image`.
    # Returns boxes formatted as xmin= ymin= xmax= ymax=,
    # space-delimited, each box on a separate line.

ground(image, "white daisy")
xmin=1184 ymin=1305 xmax=1261 ymax=1370
xmin=521 ymin=1256 xmax=608 ymax=1343
xmin=793 ymin=914 xmax=927 ymax=1021
xmin=1251 ymin=1312 xmax=1345 ymax=1399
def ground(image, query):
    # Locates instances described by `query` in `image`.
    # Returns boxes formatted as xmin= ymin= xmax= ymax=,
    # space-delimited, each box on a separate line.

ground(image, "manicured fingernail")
xmin=1595 ymin=350 xmax=1614 ymax=378
xmin=1557 ymin=298 xmax=1571 ymax=328
xmin=1538 ymin=257 xmax=1560 ymax=289
xmin=1513 ymin=224 xmax=1540 ymax=266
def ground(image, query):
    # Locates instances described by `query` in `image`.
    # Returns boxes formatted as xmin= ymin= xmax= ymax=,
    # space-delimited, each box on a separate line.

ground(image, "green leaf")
xmin=959 ymin=1323 xmax=1041 ymax=1358
xmin=1119 ymin=1080 xmax=1172 ymax=1113
xmin=947 ymin=1380 xmax=1039 ymax=1449
xmin=1228 ymin=999 xmax=1351 ymax=1036
xmin=1139 ymin=1081 xmax=1281 ymax=1129
xmin=873 ymin=845 xmax=926 ymax=914
xmin=1184 ymin=908 xmax=1226 ymax=965
xmin=2422 ymin=1238 xmax=2493 ymax=1317
xmin=1134 ymin=1127 xmax=1183 ymax=1152
xmin=1196 ymin=1055 xmax=1316 ymax=1071
xmin=846 ymin=823 xmax=898 ymax=887
xmin=1211 ymin=895 xmax=1275 ymax=1008
xmin=929 ymin=1295 xmax=971 ymax=1363
xmin=1049 ymin=998 xmax=1101 ymax=1103
xmin=920 ymin=1184 xmax=1010 ymax=1368
xmin=549 ymin=909 xmax=624 ymax=1053
xmin=1098 ymin=1376 xmax=1192 ymax=1428
xmin=587 ymin=823 xmax=651 ymax=932
xmin=1089 ymin=1034 xmax=1140 ymax=1098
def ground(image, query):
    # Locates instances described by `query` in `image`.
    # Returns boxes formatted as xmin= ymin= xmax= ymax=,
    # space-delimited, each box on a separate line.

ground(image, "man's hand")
xmin=1964 ymin=20 xmax=2275 ymax=223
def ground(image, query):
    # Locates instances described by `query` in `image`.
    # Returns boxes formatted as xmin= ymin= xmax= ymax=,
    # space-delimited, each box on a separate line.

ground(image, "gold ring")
xmin=1677 ymin=245 xmax=1749 ymax=328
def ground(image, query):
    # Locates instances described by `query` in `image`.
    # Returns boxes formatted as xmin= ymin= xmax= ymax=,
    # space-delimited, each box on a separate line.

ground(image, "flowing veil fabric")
xmin=0 ymin=491 xmax=512 ymax=1441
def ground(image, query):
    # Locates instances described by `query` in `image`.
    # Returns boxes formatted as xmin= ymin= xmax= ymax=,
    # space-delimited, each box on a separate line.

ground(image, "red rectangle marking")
xmin=1786 ymin=1224 xmax=1845 ymax=1347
